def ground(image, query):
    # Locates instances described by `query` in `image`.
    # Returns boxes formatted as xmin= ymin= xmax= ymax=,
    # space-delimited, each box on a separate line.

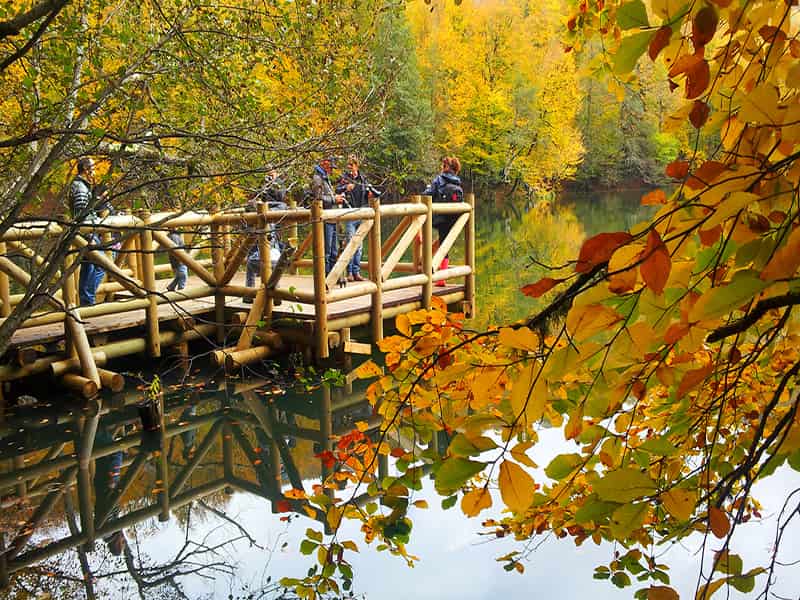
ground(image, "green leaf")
xmin=575 ymin=497 xmax=621 ymax=524
xmin=435 ymin=458 xmax=486 ymax=494
xmin=611 ymin=571 xmax=632 ymax=588
xmin=441 ymin=495 xmax=458 ymax=509
xmin=300 ymin=540 xmax=318 ymax=555
xmin=714 ymin=552 xmax=743 ymax=576
xmin=689 ymin=270 xmax=769 ymax=322
xmin=609 ymin=502 xmax=649 ymax=538
xmin=639 ymin=436 xmax=679 ymax=456
xmin=448 ymin=434 xmax=498 ymax=457
xmin=788 ymin=449 xmax=800 ymax=471
xmin=593 ymin=468 xmax=658 ymax=502
xmin=306 ymin=528 xmax=323 ymax=543
xmin=617 ymin=0 xmax=650 ymax=30
xmin=613 ymin=31 xmax=655 ymax=75
xmin=545 ymin=453 xmax=583 ymax=480
xmin=729 ymin=568 xmax=765 ymax=593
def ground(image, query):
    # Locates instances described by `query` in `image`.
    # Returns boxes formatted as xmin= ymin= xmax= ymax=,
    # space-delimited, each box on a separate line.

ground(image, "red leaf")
xmin=390 ymin=447 xmax=406 ymax=458
xmin=709 ymin=507 xmax=730 ymax=538
xmin=641 ymin=189 xmax=667 ymax=205
xmin=759 ymin=25 xmax=787 ymax=45
xmin=575 ymin=232 xmax=633 ymax=273
xmin=689 ymin=100 xmax=710 ymax=129
xmin=685 ymin=59 xmax=710 ymax=99
xmin=276 ymin=499 xmax=291 ymax=513
xmin=692 ymin=6 xmax=718 ymax=50
xmin=769 ymin=210 xmax=787 ymax=224
xmin=315 ymin=450 xmax=336 ymax=469
xmin=521 ymin=277 xmax=565 ymax=297
xmin=748 ymin=213 xmax=771 ymax=233
xmin=686 ymin=161 xmax=726 ymax=190
xmin=649 ymin=26 xmax=672 ymax=60
xmin=640 ymin=230 xmax=671 ymax=295
xmin=666 ymin=160 xmax=689 ymax=179
xmin=668 ymin=53 xmax=703 ymax=79
xmin=698 ymin=225 xmax=722 ymax=246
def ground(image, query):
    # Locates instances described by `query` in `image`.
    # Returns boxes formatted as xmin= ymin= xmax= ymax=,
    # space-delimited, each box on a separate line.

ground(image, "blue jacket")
xmin=423 ymin=172 xmax=462 ymax=202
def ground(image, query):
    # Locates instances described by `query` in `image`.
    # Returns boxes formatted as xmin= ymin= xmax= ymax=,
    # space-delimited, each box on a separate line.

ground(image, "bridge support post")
xmin=258 ymin=201 xmax=273 ymax=329
xmin=311 ymin=200 xmax=329 ymax=361
xmin=289 ymin=198 xmax=299 ymax=274
xmin=369 ymin=197 xmax=383 ymax=343
xmin=465 ymin=193 xmax=476 ymax=318
xmin=422 ymin=195 xmax=433 ymax=309
xmin=139 ymin=211 xmax=161 ymax=358
xmin=211 ymin=206 xmax=226 ymax=344
xmin=0 ymin=242 xmax=9 ymax=318
xmin=411 ymin=195 xmax=422 ymax=273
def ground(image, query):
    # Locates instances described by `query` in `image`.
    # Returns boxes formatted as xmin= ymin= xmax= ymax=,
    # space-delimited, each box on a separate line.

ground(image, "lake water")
xmin=2 ymin=190 xmax=798 ymax=599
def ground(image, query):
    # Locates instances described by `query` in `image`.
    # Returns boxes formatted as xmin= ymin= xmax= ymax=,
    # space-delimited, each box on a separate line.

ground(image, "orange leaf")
xmin=690 ymin=100 xmax=710 ymax=129
xmin=521 ymin=277 xmax=565 ymax=298
xmin=575 ymin=232 xmax=633 ymax=273
xmin=461 ymin=487 xmax=492 ymax=517
xmin=649 ymin=26 xmax=672 ymax=60
xmin=760 ymin=227 xmax=800 ymax=281
xmin=709 ymin=506 xmax=730 ymax=538
xmin=640 ymin=230 xmax=671 ymax=295
xmin=677 ymin=363 xmax=714 ymax=399
xmin=666 ymin=160 xmax=689 ymax=179
xmin=685 ymin=59 xmax=710 ymax=99
xmin=276 ymin=499 xmax=291 ymax=513
xmin=691 ymin=6 xmax=718 ymax=50
xmin=668 ymin=53 xmax=703 ymax=79
xmin=641 ymin=189 xmax=667 ymax=205
xmin=664 ymin=323 xmax=690 ymax=345
xmin=686 ymin=161 xmax=726 ymax=191
xmin=647 ymin=585 xmax=680 ymax=600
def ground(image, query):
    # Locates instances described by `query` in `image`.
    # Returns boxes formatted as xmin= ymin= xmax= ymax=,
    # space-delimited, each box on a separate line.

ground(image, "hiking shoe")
xmin=352 ymin=273 xmax=365 ymax=282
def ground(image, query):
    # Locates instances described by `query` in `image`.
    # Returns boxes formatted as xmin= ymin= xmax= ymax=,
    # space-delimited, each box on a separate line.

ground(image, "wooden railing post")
xmin=139 ymin=211 xmax=161 ymax=358
xmin=211 ymin=206 xmax=226 ymax=343
xmin=465 ymin=193 xmax=476 ymax=317
xmin=422 ymin=195 xmax=433 ymax=309
xmin=411 ymin=195 xmax=422 ymax=273
xmin=258 ymin=201 xmax=273 ymax=327
xmin=369 ymin=197 xmax=383 ymax=343
xmin=311 ymin=200 xmax=329 ymax=360
xmin=0 ymin=242 xmax=10 ymax=318
xmin=288 ymin=198 xmax=299 ymax=275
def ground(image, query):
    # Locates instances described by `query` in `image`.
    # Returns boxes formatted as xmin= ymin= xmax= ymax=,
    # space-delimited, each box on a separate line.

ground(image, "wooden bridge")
xmin=0 ymin=195 xmax=476 ymax=397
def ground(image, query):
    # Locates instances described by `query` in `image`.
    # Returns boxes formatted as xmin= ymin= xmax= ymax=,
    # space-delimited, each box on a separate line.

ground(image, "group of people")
xmin=68 ymin=153 xmax=463 ymax=305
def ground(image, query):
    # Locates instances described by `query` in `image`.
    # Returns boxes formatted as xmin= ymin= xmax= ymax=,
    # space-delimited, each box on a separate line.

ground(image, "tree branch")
xmin=0 ymin=0 xmax=68 ymax=40
xmin=705 ymin=291 xmax=800 ymax=343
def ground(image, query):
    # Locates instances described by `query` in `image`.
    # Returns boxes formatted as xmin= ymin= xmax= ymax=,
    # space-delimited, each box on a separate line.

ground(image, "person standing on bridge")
xmin=423 ymin=156 xmax=463 ymax=287
xmin=336 ymin=155 xmax=374 ymax=282
xmin=69 ymin=157 xmax=107 ymax=305
xmin=310 ymin=157 xmax=345 ymax=275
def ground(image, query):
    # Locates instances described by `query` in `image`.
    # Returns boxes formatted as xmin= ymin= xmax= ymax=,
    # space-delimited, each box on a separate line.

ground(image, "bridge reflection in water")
xmin=0 ymin=375 xmax=407 ymax=597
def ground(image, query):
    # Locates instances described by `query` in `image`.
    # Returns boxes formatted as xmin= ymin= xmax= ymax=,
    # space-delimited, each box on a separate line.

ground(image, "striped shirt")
xmin=69 ymin=176 xmax=96 ymax=222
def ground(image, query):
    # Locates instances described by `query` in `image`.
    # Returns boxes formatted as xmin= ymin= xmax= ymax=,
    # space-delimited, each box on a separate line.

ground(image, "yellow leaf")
xmin=354 ymin=360 xmax=383 ymax=379
xmin=498 ymin=326 xmax=539 ymax=351
xmin=510 ymin=361 xmax=548 ymax=425
xmin=696 ymin=578 xmax=726 ymax=600
xmin=498 ymin=460 xmax=535 ymax=514
xmin=739 ymin=84 xmax=784 ymax=125
xmin=760 ymin=226 xmax=800 ymax=281
xmin=412 ymin=499 xmax=429 ymax=509
xmin=396 ymin=313 xmax=412 ymax=337
xmin=566 ymin=303 xmax=622 ymax=342
xmin=341 ymin=540 xmax=359 ymax=552
xmin=701 ymin=192 xmax=759 ymax=232
xmin=510 ymin=440 xmax=538 ymax=469
xmin=609 ymin=502 xmax=649 ymax=538
xmin=460 ymin=487 xmax=492 ymax=517
xmin=661 ymin=488 xmax=697 ymax=521
xmin=648 ymin=585 xmax=680 ymax=600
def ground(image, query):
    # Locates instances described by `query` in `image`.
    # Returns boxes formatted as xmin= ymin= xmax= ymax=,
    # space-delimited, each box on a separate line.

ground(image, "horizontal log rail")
xmin=0 ymin=194 xmax=475 ymax=373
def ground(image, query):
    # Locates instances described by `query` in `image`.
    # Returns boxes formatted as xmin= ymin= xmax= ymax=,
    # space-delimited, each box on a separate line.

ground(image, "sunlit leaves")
xmin=640 ymin=230 xmax=671 ymax=295
xmin=613 ymin=31 xmax=655 ymax=75
xmin=661 ymin=488 xmax=697 ymax=521
xmin=576 ymin=232 xmax=633 ymax=273
xmin=434 ymin=458 xmax=486 ymax=496
xmin=617 ymin=1 xmax=649 ymax=30
xmin=592 ymin=468 xmax=658 ymax=503
xmin=498 ymin=460 xmax=536 ymax=514
xmin=461 ymin=487 xmax=492 ymax=517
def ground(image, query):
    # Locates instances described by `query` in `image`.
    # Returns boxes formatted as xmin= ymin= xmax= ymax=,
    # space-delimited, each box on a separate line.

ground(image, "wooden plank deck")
xmin=10 ymin=272 xmax=463 ymax=349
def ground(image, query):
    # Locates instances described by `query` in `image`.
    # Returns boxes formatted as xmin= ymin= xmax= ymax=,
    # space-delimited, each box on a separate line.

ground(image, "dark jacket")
xmin=336 ymin=171 xmax=370 ymax=208
xmin=311 ymin=165 xmax=336 ymax=209
xmin=69 ymin=175 xmax=95 ymax=222
xmin=423 ymin=172 xmax=462 ymax=202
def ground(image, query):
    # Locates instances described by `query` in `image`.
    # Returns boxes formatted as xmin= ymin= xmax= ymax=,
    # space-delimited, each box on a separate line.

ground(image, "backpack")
xmin=438 ymin=181 xmax=463 ymax=203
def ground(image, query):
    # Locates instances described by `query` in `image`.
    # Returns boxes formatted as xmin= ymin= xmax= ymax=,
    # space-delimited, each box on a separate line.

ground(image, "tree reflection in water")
xmin=0 ymin=374 xmax=375 ymax=599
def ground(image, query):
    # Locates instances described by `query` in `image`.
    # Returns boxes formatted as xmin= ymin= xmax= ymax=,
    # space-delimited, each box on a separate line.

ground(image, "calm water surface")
xmin=2 ymin=191 xmax=798 ymax=599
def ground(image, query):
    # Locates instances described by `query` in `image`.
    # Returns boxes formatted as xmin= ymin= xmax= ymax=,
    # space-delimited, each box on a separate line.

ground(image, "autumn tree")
xmin=283 ymin=1 xmax=800 ymax=599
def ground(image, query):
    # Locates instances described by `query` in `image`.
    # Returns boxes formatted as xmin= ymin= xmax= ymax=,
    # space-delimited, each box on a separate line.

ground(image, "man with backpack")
xmin=423 ymin=156 xmax=463 ymax=286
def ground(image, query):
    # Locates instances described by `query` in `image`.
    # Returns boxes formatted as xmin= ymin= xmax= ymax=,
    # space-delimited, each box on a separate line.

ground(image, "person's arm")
xmin=422 ymin=175 xmax=441 ymax=196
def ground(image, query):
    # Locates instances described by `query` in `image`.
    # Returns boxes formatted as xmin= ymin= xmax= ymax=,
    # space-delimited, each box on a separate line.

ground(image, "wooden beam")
xmin=72 ymin=235 xmax=146 ymax=297
xmin=324 ymin=219 xmax=372 ymax=289
xmin=422 ymin=196 xmax=433 ymax=309
xmin=343 ymin=339 xmax=372 ymax=355
xmin=369 ymin=196 xmax=383 ymax=343
xmin=211 ymin=207 xmax=226 ymax=343
xmin=431 ymin=212 xmax=470 ymax=269
xmin=465 ymin=193 xmax=476 ymax=317
xmin=311 ymin=200 xmax=329 ymax=361
xmin=151 ymin=229 xmax=217 ymax=287
xmin=381 ymin=214 xmax=425 ymax=281
xmin=170 ymin=420 xmax=224 ymax=498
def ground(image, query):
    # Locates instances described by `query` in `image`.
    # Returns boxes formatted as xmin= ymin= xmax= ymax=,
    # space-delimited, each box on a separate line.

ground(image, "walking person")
xmin=165 ymin=230 xmax=188 ymax=292
xmin=423 ymin=156 xmax=463 ymax=287
xmin=69 ymin=157 xmax=106 ymax=305
xmin=310 ymin=157 xmax=344 ymax=275
xmin=336 ymin=155 xmax=372 ymax=282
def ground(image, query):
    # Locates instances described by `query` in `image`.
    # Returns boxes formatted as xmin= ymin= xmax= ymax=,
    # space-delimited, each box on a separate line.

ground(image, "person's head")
xmin=448 ymin=156 xmax=461 ymax=175
xmin=77 ymin=157 xmax=94 ymax=178
xmin=347 ymin=155 xmax=359 ymax=176
xmin=320 ymin=157 xmax=335 ymax=174
xmin=440 ymin=157 xmax=451 ymax=173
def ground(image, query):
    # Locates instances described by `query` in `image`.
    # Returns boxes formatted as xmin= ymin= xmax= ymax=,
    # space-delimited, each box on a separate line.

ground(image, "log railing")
xmin=0 ymin=194 xmax=476 ymax=382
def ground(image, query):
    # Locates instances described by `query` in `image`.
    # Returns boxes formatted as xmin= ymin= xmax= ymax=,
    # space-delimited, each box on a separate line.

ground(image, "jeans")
xmin=324 ymin=222 xmax=337 ymax=275
xmin=166 ymin=264 xmax=188 ymax=291
xmin=78 ymin=234 xmax=105 ymax=306
xmin=344 ymin=220 xmax=362 ymax=275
